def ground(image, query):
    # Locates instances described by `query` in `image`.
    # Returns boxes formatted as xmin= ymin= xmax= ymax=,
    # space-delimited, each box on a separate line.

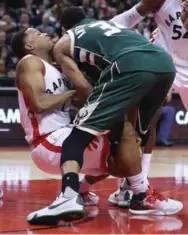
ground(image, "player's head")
xmin=11 ymin=28 xmax=54 ymax=59
xmin=60 ymin=7 xmax=86 ymax=30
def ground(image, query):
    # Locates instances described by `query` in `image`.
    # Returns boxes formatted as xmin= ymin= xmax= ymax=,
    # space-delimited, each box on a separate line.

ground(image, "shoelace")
xmin=146 ymin=187 xmax=167 ymax=203
xmin=81 ymin=192 xmax=96 ymax=204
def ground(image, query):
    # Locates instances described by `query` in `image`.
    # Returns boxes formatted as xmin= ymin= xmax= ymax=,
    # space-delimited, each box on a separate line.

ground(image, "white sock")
xmin=142 ymin=153 xmax=152 ymax=181
xmin=79 ymin=177 xmax=92 ymax=193
xmin=120 ymin=153 xmax=152 ymax=193
xmin=126 ymin=171 xmax=149 ymax=195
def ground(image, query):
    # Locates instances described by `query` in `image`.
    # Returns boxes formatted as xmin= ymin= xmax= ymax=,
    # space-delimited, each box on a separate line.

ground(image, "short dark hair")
xmin=11 ymin=28 xmax=27 ymax=59
xmin=60 ymin=7 xmax=85 ymax=30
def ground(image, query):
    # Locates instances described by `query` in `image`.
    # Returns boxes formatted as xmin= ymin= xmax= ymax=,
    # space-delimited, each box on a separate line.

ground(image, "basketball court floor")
xmin=0 ymin=146 xmax=187 ymax=234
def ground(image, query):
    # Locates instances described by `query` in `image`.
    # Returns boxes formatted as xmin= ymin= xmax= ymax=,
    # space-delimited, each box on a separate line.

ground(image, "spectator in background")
xmin=5 ymin=49 xmax=18 ymax=78
xmin=0 ymin=31 xmax=8 ymax=77
xmin=156 ymin=93 xmax=175 ymax=147
xmin=19 ymin=13 xmax=31 ymax=30
xmin=0 ymin=4 xmax=6 ymax=18
xmin=2 ymin=14 xmax=17 ymax=35
xmin=31 ymin=4 xmax=46 ymax=26
xmin=37 ymin=15 xmax=55 ymax=37
xmin=25 ymin=0 xmax=34 ymax=14
xmin=81 ymin=0 xmax=95 ymax=18
xmin=0 ymin=20 xmax=7 ymax=32
xmin=135 ymin=22 xmax=151 ymax=39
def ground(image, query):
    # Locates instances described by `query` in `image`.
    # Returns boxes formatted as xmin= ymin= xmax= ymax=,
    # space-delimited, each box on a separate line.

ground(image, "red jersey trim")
xmin=32 ymin=133 xmax=62 ymax=153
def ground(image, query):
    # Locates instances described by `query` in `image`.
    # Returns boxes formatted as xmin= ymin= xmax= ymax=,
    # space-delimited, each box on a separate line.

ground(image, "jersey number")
xmin=89 ymin=21 xmax=124 ymax=36
xmin=172 ymin=24 xmax=188 ymax=40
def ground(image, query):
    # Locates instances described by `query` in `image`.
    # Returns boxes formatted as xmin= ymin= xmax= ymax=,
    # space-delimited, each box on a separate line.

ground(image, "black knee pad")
xmin=60 ymin=127 xmax=95 ymax=168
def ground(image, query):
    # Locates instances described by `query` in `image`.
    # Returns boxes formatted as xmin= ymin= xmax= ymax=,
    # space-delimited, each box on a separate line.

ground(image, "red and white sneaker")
xmin=108 ymin=188 xmax=133 ymax=208
xmin=129 ymin=187 xmax=183 ymax=215
xmin=81 ymin=192 xmax=99 ymax=206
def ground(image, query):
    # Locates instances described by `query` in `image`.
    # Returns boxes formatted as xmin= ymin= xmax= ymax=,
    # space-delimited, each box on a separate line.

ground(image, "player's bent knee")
xmin=107 ymin=121 xmax=141 ymax=177
xmin=107 ymin=156 xmax=126 ymax=177
xmin=121 ymin=121 xmax=136 ymax=141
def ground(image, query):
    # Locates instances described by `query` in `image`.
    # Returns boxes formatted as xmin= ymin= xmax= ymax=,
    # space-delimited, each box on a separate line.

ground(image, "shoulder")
xmin=16 ymin=55 xmax=45 ymax=90
xmin=54 ymin=34 xmax=70 ymax=50
xmin=17 ymin=55 xmax=44 ymax=73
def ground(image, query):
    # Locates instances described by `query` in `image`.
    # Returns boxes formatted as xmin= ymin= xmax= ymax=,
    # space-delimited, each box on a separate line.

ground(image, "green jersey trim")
xmin=67 ymin=30 xmax=75 ymax=58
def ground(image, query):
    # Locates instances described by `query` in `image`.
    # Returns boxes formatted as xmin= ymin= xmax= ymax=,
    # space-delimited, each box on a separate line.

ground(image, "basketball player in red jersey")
xmin=108 ymin=0 xmax=188 ymax=208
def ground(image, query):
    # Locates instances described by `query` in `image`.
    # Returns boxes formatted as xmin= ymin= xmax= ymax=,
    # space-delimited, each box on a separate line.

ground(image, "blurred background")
xmin=0 ymin=0 xmax=186 ymax=146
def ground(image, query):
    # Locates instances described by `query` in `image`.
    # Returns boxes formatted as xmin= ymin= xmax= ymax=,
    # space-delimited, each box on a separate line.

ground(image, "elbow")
xmin=138 ymin=0 xmax=165 ymax=16
xmin=34 ymin=107 xmax=44 ymax=114
xmin=29 ymin=102 xmax=45 ymax=114
xmin=80 ymin=84 xmax=93 ymax=98
xmin=154 ymin=0 xmax=165 ymax=12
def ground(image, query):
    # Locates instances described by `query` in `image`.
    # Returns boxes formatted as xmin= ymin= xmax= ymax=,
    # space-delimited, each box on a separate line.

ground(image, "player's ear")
xmin=24 ymin=42 xmax=34 ymax=52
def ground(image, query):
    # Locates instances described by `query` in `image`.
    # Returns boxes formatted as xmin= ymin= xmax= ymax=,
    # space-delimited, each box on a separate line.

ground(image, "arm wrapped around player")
xmin=111 ymin=0 xmax=165 ymax=28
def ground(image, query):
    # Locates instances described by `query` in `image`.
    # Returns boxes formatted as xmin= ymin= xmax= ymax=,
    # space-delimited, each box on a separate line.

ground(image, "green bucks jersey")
xmin=67 ymin=19 xmax=175 ymax=81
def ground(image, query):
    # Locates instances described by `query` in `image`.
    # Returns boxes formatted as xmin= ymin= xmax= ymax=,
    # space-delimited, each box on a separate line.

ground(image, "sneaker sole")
xmin=84 ymin=202 xmax=99 ymax=206
xmin=27 ymin=209 xmax=86 ymax=225
xmin=118 ymin=201 xmax=131 ymax=208
xmin=129 ymin=204 xmax=183 ymax=215
xmin=108 ymin=199 xmax=130 ymax=208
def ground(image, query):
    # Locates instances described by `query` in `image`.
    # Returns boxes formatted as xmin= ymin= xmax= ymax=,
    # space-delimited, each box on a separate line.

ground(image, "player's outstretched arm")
xmin=16 ymin=55 xmax=75 ymax=113
xmin=181 ymin=0 xmax=188 ymax=29
xmin=110 ymin=0 xmax=165 ymax=28
xmin=53 ymin=34 xmax=93 ymax=100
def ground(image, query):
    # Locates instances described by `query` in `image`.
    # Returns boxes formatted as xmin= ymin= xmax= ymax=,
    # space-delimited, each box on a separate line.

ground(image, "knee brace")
xmin=60 ymin=127 xmax=95 ymax=168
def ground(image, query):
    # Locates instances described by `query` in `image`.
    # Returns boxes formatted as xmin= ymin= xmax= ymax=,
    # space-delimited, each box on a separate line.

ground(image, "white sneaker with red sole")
xmin=129 ymin=187 xmax=183 ymax=215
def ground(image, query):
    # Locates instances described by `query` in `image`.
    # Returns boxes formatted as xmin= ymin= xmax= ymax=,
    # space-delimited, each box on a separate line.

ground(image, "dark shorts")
xmin=73 ymin=63 xmax=175 ymax=135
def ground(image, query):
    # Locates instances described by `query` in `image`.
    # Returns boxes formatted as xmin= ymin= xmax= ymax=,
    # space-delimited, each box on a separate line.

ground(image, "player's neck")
xmin=34 ymin=51 xmax=52 ymax=63
xmin=38 ymin=53 xmax=51 ymax=63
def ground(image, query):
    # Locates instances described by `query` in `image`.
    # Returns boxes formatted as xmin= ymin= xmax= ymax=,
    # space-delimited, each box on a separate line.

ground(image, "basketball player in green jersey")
xmin=53 ymin=6 xmax=178 ymax=216
xmin=24 ymin=6 xmax=183 ymax=225
xmin=48 ymin=5 xmax=180 ymax=215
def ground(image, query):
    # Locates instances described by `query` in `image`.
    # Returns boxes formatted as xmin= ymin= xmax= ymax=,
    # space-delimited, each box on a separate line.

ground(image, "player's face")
xmin=24 ymin=28 xmax=54 ymax=53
